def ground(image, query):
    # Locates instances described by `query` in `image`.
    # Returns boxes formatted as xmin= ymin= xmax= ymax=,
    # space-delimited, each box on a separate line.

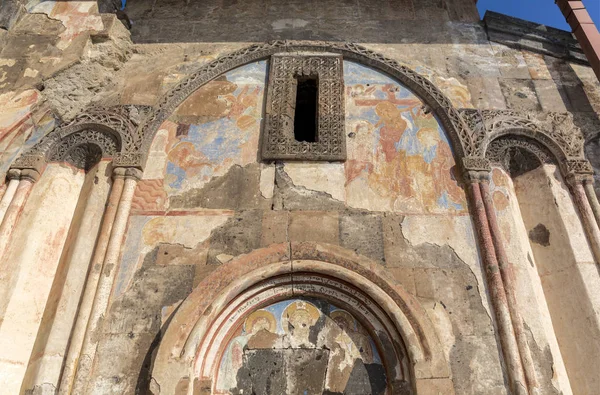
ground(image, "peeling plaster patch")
xmin=283 ymin=162 xmax=346 ymax=202
xmin=23 ymin=68 xmax=39 ymax=78
xmin=259 ymin=164 xmax=275 ymax=199
xmin=271 ymin=19 xmax=309 ymax=31
xmin=529 ymin=224 xmax=550 ymax=247
xmin=114 ymin=213 xmax=232 ymax=298
xmin=400 ymin=215 xmax=491 ymax=317
xmin=0 ymin=59 xmax=16 ymax=67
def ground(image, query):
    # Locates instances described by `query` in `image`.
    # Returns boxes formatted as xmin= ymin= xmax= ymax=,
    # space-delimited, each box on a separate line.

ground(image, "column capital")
xmin=112 ymin=167 xmax=143 ymax=181
xmin=461 ymin=156 xmax=491 ymax=184
xmin=9 ymin=153 xmax=45 ymax=183
xmin=566 ymin=172 xmax=594 ymax=188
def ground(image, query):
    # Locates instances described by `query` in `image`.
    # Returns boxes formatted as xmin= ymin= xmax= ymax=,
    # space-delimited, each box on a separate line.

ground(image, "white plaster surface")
xmin=0 ymin=164 xmax=85 ymax=394
xmin=515 ymin=165 xmax=600 ymax=394
xmin=283 ymin=162 xmax=346 ymax=202
xmin=259 ymin=163 xmax=275 ymax=199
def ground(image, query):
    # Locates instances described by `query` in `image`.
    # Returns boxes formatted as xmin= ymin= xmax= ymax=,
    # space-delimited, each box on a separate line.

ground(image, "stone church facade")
xmin=1 ymin=1 xmax=600 ymax=394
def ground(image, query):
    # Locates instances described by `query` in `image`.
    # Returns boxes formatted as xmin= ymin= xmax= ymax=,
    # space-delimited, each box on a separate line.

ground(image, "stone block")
xmin=389 ymin=267 xmax=416 ymax=295
xmin=169 ymin=164 xmax=270 ymax=210
xmin=491 ymin=43 xmax=531 ymax=79
xmin=340 ymin=212 xmax=385 ymax=264
xmin=465 ymin=77 xmax=507 ymax=109
xmin=261 ymin=210 xmax=289 ymax=247
xmin=413 ymin=268 xmax=435 ymax=299
xmin=499 ymin=78 xmax=542 ymax=111
xmin=12 ymin=13 xmax=65 ymax=36
xmin=207 ymin=210 xmax=263 ymax=265
xmin=415 ymin=378 xmax=455 ymax=395
xmin=288 ymin=211 xmax=339 ymax=245
xmin=534 ymin=79 xmax=569 ymax=112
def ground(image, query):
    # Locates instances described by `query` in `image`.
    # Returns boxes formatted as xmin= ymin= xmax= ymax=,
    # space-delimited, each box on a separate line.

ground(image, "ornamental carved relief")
xmin=13 ymin=105 xmax=150 ymax=172
xmin=459 ymin=108 xmax=592 ymax=177
xmin=262 ymin=54 xmax=345 ymax=161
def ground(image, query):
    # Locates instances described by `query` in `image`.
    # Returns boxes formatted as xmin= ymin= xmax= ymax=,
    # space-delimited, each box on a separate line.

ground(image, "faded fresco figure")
xmin=215 ymin=298 xmax=387 ymax=395
xmin=344 ymin=62 xmax=466 ymax=214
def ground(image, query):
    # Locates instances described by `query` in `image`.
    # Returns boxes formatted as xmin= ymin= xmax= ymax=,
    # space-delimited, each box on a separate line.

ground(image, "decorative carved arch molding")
xmin=11 ymin=105 xmax=150 ymax=175
xmin=459 ymin=109 xmax=593 ymax=177
xmin=151 ymin=243 xmax=450 ymax=395
xmin=135 ymin=40 xmax=474 ymax=168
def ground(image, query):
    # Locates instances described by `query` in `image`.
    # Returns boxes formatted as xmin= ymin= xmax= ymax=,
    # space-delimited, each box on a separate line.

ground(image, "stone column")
xmin=0 ymin=169 xmax=38 ymax=261
xmin=464 ymin=170 xmax=528 ymax=395
xmin=583 ymin=177 xmax=600 ymax=229
xmin=67 ymin=167 xmax=141 ymax=394
xmin=22 ymin=161 xmax=112 ymax=394
xmin=59 ymin=167 xmax=126 ymax=394
xmin=568 ymin=174 xmax=600 ymax=264
xmin=480 ymin=180 xmax=538 ymax=393
xmin=0 ymin=172 xmax=20 ymax=225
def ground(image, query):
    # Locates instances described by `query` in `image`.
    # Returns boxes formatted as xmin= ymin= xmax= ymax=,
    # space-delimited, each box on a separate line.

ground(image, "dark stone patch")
xmin=169 ymin=163 xmax=270 ymax=210
xmin=340 ymin=212 xmax=385 ymax=265
xmin=95 ymin=248 xmax=195 ymax=392
xmin=233 ymin=349 xmax=287 ymax=394
xmin=506 ymin=147 xmax=544 ymax=178
xmin=207 ymin=210 xmax=263 ymax=265
xmin=529 ymin=223 xmax=550 ymax=246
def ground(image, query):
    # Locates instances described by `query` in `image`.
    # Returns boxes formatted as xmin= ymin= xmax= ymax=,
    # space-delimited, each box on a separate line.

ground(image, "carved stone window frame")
xmin=261 ymin=53 xmax=346 ymax=161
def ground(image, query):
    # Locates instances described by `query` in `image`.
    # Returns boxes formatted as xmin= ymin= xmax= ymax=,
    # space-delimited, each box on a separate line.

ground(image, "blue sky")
xmin=477 ymin=0 xmax=600 ymax=31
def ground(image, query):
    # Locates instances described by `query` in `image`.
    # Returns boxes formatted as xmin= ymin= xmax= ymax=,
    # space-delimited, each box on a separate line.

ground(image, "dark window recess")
xmin=294 ymin=77 xmax=318 ymax=142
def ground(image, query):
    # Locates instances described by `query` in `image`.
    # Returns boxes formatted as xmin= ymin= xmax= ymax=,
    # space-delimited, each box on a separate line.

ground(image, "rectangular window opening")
xmin=294 ymin=76 xmax=318 ymax=143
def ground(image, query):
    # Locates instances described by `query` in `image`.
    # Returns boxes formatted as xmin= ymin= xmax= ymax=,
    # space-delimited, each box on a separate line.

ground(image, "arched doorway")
xmin=150 ymin=243 xmax=449 ymax=394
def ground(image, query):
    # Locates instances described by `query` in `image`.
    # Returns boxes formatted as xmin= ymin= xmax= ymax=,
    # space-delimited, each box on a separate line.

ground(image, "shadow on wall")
xmin=108 ymin=0 xmax=481 ymax=44
xmin=545 ymin=59 xmax=600 ymax=198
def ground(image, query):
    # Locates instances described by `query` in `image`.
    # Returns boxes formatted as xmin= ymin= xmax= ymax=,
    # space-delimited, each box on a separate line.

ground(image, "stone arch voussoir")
xmin=151 ymin=242 xmax=449 ymax=395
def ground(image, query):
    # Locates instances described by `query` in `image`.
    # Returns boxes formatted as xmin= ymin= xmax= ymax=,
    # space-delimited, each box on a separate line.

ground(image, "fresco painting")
xmin=146 ymin=60 xmax=466 ymax=215
xmin=216 ymin=298 xmax=386 ymax=395
xmin=344 ymin=61 xmax=466 ymax=214
xmin=163 ymin=61 xmax=267 ymax=197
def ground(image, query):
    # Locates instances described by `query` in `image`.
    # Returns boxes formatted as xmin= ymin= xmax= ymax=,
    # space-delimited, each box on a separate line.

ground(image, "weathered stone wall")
xmin=0 ymin=1 xmax=599 ymax=394
xmin=90 ymin=61 xmax=501 ymax=394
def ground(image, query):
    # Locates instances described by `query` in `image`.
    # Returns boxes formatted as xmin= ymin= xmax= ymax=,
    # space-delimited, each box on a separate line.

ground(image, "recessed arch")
xmin=137 ymin=41 xmax=472 ymax=166
xmin=485 ymin=134 xmax=556 ymax=177
xmin=11 ymin=105 xmax=149 ymax=172
xmin=150 ymin=242 xmax=450 ymax=394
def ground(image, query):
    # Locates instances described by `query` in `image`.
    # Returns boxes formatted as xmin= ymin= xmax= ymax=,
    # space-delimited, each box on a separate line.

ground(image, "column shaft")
xmin=70 ymin=171 xmax=138 ymax=394
xmin=467 ymin=180 xmax=527 ymax=395
xmin=0 ymin=178 xmax=19 ymax=225
xmin=0 ymin=178 xmax=34 ymax=260
xmin=480 ymin=181 xmax=538 ymax=393
xmin=583 ymin=180 xmax=600 ymax=229
xmin=58 ymin=174 xmax=125 ymax=394
xmin=571 ymin=181 xmax=600 ymax=264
